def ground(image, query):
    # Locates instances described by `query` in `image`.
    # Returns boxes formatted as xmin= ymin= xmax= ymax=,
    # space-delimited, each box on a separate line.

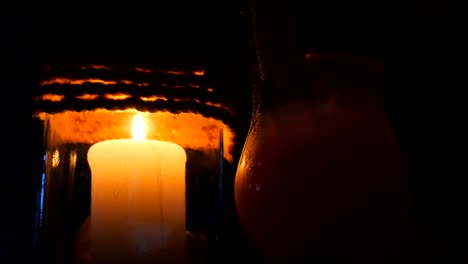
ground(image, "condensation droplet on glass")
xmin=255 ymin=184 xmax=261 ymax=191
xmin=248 ymin=184 xmax=251 ymax=190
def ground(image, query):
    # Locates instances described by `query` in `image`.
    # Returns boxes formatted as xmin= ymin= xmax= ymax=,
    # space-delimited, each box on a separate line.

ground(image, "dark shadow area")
xmin=2 ymin=1 xmax=464 ymax=262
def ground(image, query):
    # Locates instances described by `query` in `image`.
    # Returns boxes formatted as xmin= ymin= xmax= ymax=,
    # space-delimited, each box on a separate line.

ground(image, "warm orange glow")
xmin=140 ymin=96 xmax=168 ymax=102
xmin=52 ymin=149 xmax=60 ymax=168
xmin=207 ymin=88 xmax=214 ymax=92
xmin=104 ymin=94 xmax=132 ymax=100
xmin=193 ymin=70 xmax=205 ymax=76
xmin=206 ymin=102 xmax=236 ymax=115
xmin=85 ymin=65 xmax=112 ymax=70
xmin=162 ymin=70 xmax=186 ymax=75
xmin=79 ymin=65 xmax=112 ymax=70
xmin=91 ymin=65 xmax=112 ymax=70
xmin=134 ymin=67 xmax=152 ymax=73
xmin=40 ymin=78 xmax=117 ymax=85
xmin=137 ymin=83 xmax=149 ymax=86
xmin=174 ymin=98 xmax=201 ymax=103
xmin=189 ymin=84 xmax=200 ymax=89
xmin=40 ymin=94 xmax=65 ymax=102
xmin=70 ymin=151 xmax=77 ymax=167
xmin=305 ymin=53 xmax=313 ymax=60
xmin=121 ymin=80 xmax=133 ymax=85
xmin=131 ymin=114 xmax=147 ymax=140
xmin=76 ymin=94 xmax=100 ymax=100
xmin=37 ymin=109 xmax=235 ymax=161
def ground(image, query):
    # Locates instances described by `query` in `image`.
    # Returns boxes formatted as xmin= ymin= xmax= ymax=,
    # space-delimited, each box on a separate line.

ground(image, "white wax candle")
xmin=87 ymin=114 xmax=187 ymax=263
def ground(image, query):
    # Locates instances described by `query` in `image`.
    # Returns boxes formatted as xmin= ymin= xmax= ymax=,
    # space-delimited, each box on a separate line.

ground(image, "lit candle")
xmin=87 ymin=114 xmax=187 ymax=263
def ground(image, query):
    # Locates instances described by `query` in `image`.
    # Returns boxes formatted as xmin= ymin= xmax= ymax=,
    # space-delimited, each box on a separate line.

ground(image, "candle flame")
xmin=132 ymin=114 xmax=147 ymax=140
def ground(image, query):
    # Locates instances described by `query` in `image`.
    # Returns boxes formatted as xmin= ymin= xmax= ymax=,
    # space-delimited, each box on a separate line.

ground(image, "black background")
xmin=2 ymin=1 xmax=466 ymax=262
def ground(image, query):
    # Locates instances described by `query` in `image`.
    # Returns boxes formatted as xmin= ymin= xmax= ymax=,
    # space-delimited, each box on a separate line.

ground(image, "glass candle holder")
xmin=32 ymin=63 xmax=240 ymax=264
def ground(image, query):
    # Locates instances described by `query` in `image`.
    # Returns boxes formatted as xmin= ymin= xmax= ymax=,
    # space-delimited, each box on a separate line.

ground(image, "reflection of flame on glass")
xmin=104 ymin=93 xmax=131 ymax=100
xmin=40 ymin=78 xmax=117 ymax=85
xmin=76 ymin=94 xmax=99 ymax=100
xmin=132 ymin=114 xmax=147 ymax=140
xmin=80 ymin=65 xmax=112 ymax=70
xmin=40 ymin=94 xmax=65 ymax=102
xmin=162 ymin=70 xmax=185 ymax=75
xmin=135 ymin=67 xmax=152 ymax=73
xmin=140 ymin=96 xmax=167 ymax=102
xmin=70 ymin=152 xmax=77 ymax=168
xmin=193 ymin=70 xmax=204 ymax=76
xmin=52 ymin=149 xmax=60 ymax=168
xmin=239 ymin=158 xmax=246 ymax=171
